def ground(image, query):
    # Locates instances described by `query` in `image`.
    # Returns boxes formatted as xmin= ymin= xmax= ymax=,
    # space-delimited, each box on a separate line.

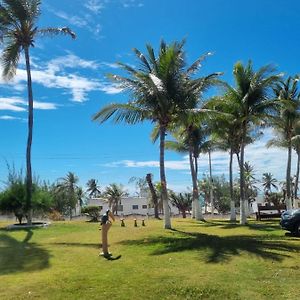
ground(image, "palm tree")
xmin=103 ymin=183 xmax=127 ymax=215
xmin=86 ymin=179 xmax=101 ymax=198
xmin=145 ymin=173 xmax=159 ymax=219
xmin=292 ymin=121 xmax=300 ymax=198
xmin=56 ymin=172 xmax=79 ymax=220
xmin=271 ymin=76 xmax=300 ymax=209
xmin=224 ymin=61 xmax=280 ymax=224
xmin=0 ymin=0 xmax=75 ymax=224
xmin=169 ymin=192 xmax=192 ymax=218
xmin=93 ymin=40 xmax=220 ymax=229
xmin=262 ymin=173 xmax=278 ymax=200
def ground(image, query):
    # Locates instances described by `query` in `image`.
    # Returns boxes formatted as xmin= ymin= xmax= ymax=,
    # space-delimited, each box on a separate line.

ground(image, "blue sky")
xmin=1 ymin=0 xmax=300 ymax=194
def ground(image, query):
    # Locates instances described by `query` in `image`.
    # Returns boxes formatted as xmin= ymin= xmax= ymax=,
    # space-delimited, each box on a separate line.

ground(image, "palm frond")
xmin=38 ymin=27 xmax=76 ymax=39
xmin=92 ymin=103 xmax=147 ymax=124
xmin=186 ymin=51 xmax=213 ymax=75
xmin=132 ymin=47 xmax=151 ymax=72
xmin=1 ymin=40 xmax=20 ymax=79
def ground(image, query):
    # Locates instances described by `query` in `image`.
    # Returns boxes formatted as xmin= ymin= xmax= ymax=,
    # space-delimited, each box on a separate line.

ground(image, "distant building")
xmin=87 ymin=196 xmax=179 ymax=216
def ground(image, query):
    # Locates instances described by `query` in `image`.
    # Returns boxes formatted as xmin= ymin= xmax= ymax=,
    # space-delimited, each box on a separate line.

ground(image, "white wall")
xmin=87 ymin=196 xmax=179 ymax=216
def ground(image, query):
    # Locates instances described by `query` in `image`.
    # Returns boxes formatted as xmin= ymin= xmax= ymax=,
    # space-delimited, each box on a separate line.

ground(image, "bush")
xmin=48 ymin=210 xmax=65 ymax=221
xmin=81 ymin=206 xmax=102 ymax=222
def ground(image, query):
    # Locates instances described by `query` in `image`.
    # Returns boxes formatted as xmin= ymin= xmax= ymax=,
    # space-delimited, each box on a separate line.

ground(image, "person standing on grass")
xmin=100 ymin=209 xmax=115 ymax=257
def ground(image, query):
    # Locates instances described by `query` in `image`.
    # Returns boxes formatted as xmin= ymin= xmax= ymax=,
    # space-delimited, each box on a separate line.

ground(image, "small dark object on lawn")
xmin=134 ymin=219 xmax=137 ymax=227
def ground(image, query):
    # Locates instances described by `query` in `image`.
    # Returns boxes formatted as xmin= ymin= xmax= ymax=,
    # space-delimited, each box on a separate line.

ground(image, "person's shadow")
xmin=0 ymin=229 xmax=50 ymax=275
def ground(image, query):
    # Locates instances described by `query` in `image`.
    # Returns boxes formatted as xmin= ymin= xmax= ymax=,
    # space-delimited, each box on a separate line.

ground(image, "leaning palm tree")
xmin=93 ymin=40 xmax=220 ymax=229
xmin=224 ymin=61 xmax=281 ymax=224
xmin=271 ymin=76 xmax=300 ymax=209
xmin=0 ymin=0 xmax=75 ymax=224
xmin=169 ymin=192 xmax=192 ymax=218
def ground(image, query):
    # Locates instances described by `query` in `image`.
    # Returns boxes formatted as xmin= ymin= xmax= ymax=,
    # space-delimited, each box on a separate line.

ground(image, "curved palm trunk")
xmin=286 ymin=142 xmax=293 ymax=209
xmin=189 ymin=149 xmax=204 ymax=221
xmin=294 ymin=150 xmax=300 ymax=199
xmin=240 ymin=122 xmax=247 ymax=225
xmin=145 ymin=173 xmax=159 ymax=219
xmin=160 ymin=125 xmax=171 ymax=229
xmin=208 ymin=150 xmax=214 ymax=215
xmin=24 ymin=47 xmax=33 ymax=225
xmin=229 ymin=148 xmax=236 ymax=222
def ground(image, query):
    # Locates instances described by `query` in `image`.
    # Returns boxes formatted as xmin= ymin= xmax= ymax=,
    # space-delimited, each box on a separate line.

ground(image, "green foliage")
xmin=81 ymin=206 xmax=102 ymax=222
xmin=169 ymin=192 xmax=192 ymax=218
xmin=0 ymin=169 xmax=53 ymax=223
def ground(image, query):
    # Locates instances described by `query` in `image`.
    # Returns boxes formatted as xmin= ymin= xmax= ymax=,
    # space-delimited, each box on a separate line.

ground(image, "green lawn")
xmin=0 ymin=218 xmax=299 ymax=300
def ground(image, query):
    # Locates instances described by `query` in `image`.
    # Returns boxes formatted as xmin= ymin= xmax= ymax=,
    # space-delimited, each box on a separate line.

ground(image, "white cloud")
xmin=52 ymin=10 xmax=88 ymax=27
xmin=121 ymin=0 xmax=144 ymax=8
xmin=85 ymin=0 xmax=104 ymax=14
xmin=0 ymin=97 xmax=26 ymax=111
xmin=0 ymin=115 xmax=24 ymax=121
xmin=0 ymin=54 xmax=122 ymax=103
xmin=0 ymin=97 xmax=58 ymax=111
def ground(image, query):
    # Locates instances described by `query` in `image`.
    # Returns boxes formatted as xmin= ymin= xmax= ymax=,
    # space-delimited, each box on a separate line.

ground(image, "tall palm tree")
xmin=165 ymin=125 xmax=211 ymax=221
xmin=0 ymin=0 xmax=75 ymax=224
xmin=93 ymin=40 xmax=220 ymax=229
xmin=292 ymin=120 xmax=300 ymax=198
xmin=271 ymin=76 xmax=300 ymax=209
xmin=262 ymin=173 xmax=278 ymax=199
xmin=56 ymin=172 xmax=79 ymax=220
xmin=224 ymin=61 xmax=280 ymax=224
xmin=103 ymin=183 xmax=127 ymax=215
xmin=86 ymin=179 xmax=101 ymax=198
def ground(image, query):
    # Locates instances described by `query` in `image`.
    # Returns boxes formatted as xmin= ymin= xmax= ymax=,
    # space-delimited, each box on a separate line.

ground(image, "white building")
xmin=87 ymin=196 xmax=179 ymax=216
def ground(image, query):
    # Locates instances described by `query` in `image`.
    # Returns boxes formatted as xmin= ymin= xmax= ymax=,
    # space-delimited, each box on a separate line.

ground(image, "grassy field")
xmin=0 ymin=217 xmax=299 ymax=300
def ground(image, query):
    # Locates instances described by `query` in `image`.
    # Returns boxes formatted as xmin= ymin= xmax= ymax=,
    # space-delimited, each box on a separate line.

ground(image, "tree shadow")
xmin=48 ymin=242 xmax=100 ymax=249
xmin=199 ymin=220 xmax=281 ymax=232
xmin=0 ymin=229 xmax=50 ymax=275
xmin=119 ymin=229 xmax=300 ymax=263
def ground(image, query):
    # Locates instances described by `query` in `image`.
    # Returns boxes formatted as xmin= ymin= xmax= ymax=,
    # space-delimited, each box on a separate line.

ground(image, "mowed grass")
xmin=0 ymin=218 xmax=299 ymax=300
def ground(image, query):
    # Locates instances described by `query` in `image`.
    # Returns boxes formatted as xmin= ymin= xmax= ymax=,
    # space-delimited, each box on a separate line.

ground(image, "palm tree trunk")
xmin=240 ymin=122 xmax=247 ymax=225
xmin=286 ymin=142 xmax=293 ymax=209
xmin=229 ymin=148 xmax=236 ymax=222
xmin=24 ymin=46 xmax=33 ymax=225
xmin=159 ymin=125 xmax=171 ymax=229
xmin=208 ymin=150 xmax=214 ymax=215
xmin=294 ymin=150 xmax=300 ymax=199
xmin=189 ymin=149 xmax=203 ymax=221
xmin=145 ymin=173 xmax=159 ymax=219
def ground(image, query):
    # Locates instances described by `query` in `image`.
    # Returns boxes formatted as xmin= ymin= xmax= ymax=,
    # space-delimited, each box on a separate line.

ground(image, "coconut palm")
xmin=93 ymin=40 xmax=220 ymax=229
xmin=86 ymin=179 xmax=101 ymax=198
xmin=56 ymin=172 xmax=79 ymax=220
xmin=271 ymin=76 xmax=300 ymax=209
xmin=0 ymin=0 xmax=75 ymax=224
xmin=165 ymin=125 xmax=210 ymax=220
xmin=169 ymin=192 xmax=192 ymax=218
xmin=262 ymin=173 xmax=278 ymax=199
xmin=103 ymin=183 xmax=127 ymax=215
xmin=224 ymin=61 xmax=280 ymax=224
xmin=292 ymin=121 xmax=300 ymax=198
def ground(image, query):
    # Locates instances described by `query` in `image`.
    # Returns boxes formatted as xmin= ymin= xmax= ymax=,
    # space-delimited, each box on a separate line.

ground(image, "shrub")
xmin=81 ymin=206 xmax=102 ymax=222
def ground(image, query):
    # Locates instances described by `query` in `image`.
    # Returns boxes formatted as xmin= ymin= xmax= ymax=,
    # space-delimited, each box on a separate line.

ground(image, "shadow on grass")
xmin=0 ymin=229 xmax=50 ymax=275
xmin=198 ymin=219 xmax=281 ymax=232
xmin=49 ymin=242 xmax=100 ymax=248
xmin=119 ymin=229 xmax=300 ymax=263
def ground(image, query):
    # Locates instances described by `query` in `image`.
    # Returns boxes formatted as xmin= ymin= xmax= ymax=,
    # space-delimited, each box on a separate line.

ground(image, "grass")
xmin=0 ymin=217 xmax=299 ymax=300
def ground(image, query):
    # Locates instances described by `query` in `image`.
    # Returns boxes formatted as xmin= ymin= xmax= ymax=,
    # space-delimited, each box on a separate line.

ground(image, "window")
xmin=142 ymin=205 xmax=147 ymax=209
xmin=132 ymin=205 xmax=139 ymax=210
xmin=117 ymin=205 xmax=123 ymax=212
